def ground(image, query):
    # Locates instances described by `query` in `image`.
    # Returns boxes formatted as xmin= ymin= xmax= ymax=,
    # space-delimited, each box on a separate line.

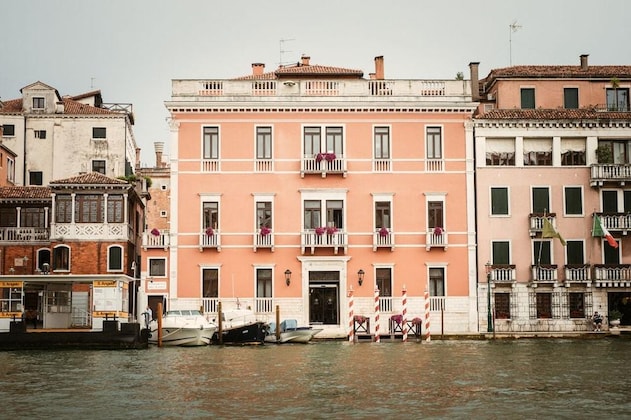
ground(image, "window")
xmin=564 ymin=187 xmax=583 ymax=215
xmin=495 ymin=293 xmax=511 ymax=319
xmin=606 ymin=87 xmax=629 ymax=111
xmin=34 ymin=130 xmax=46 ymax=139
xmin=92 ymin=127 xmax=106 ymax=139
xmin=374 ymin=126 xmax=390 ymax=159
xmin=524 ymin=139 xmax=552 ymax=166
xmin=29 ymin=171 xmax=43 ymax=186
xmin=375 ymin=201 xmax=391 ymax=229
xmin=602 ymin=190 xmax=617 ymax=213
xmin=203 ymin=202 xmax=219 ymax=230
xmin=376 ymin=267 xmax=392 ymax=312
xmin=561 ymin=139 xmax=586 ymax=166
xmin=486 ymin=138 xmax=515 ymax=166
xmin=428 ymin=201 xmax=444 ymax=229
xmin=21 ymin=208 xmax=45 ymax=227
xmin=0 ymin=208 xmax=16 ymax=226
xmin=564 ymin=88 xmax=579 ymax=109
xmin=325 ymin=127 xmax=343 ymax=155
xmin=304 ymin=200 xmax=321 ymax=229
xmin=75 ymin=194 xmax=103 ymax=223
xmin=160 ymin=210 xmax=167 ymax=218
xmin=2 ymin=125 xmax=15 ymax=137
xmin=304 ymin=127 xmax=321 ymax=156
xmin=203 ymin=126 xmax=219 ymax=159
xmin=92 ymin=160 xmax=106 ymax=175
xmin=536 ymin=293 xmax=552 ymax=318
xmin=107 ymin=194 xmax=124 ymax=223
xmin=203 ymin=268 xmax=219 ymax=299
xmin=148 ymin=258 xmax=166 ymax=277
xmin=256 ymin=126 xmax=272 ymax=159
xmin=256 ymin=201 xmax=272 ymax=229
xmin=0 ymin=285 xmax=23 ymax=313
xmin=326 ymin=200 xmax=343 ymax=229
xmin=569 ymin=292 xmax=585 ymax=318
xmin=37 ymin=249 xmax=51 ymax=272
xmin=55 ymin=194 xmax=72 ymax=223
xmin=33 ymin=97 xmax=45 ymax=109
xmin=108 ymin=246 xmax=123 ymax=271
xmin=7 ymin=157 xmax=15 ymax=183
xmin=52 ymin=245 xmax=70 ymax=271
xmin=428 ymin=268 xmax=445 ymax=296
xmin=533 ymin=240 xmax=552 ymax=265
xmin=532 ymin=187 xmax=550 ymax=214
xmin=520 ymin=88 xmax=535 ymax=109
xmin=492 ymin=241 xmax=510 ymax=265
xmin=491 ymin=187 xmax=509 ymax=215
xmin=256 ymin=268 xmax=272 ymax=298
xmin=426 ymin=127 xmax=442 ymax=159
xmin=566 ymin=241 xmax=585 ymax=265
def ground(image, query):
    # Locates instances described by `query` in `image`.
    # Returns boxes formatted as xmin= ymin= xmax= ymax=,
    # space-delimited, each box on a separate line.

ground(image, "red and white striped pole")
xmin=424 ymin=288 xmax=431 ymax=342
xmin=348 ymin=285 xmax=354 ymax=343
xmin=374 ymin=286 xmax=380 ymax=343
xmin=402 ymin=284 xmax=408 ymax=342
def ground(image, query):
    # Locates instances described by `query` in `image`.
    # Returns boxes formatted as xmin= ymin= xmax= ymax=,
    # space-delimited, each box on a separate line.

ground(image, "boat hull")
xmin=265 ymin=327 xmax=322 ymax=344
xmin=149 ymin=326 xmax=216 ymax=346
xmin=214 ymin=322 xmax=268 ymax=344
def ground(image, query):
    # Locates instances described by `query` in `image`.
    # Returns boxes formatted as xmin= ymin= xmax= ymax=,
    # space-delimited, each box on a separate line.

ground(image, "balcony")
xmin=301 ymin=154 xmax=347 ymax=178
xmin=563 ymin=264 xmax=592 ymax=284
xmin=594 ymin=212 xmax=631 ymax=234
xmin=253 ymin=229 xmax=274 ymax=252
xmin=531 ymin=264 xmax=559 ymax=284
xmin=0 ymin=227 xmax=49 ymax=243
xmin=301 ymin=229 xmax=347 ymax=255
xmin=593 ymin=264 xmax=631 ymax=287
xmin=142 ymin=229 xmax=170 ymax=250
xmin=590 ymin=164 xmax=631 ymax=186
xmin=529 ymin=213 xmax=556 ymax=237
xmin=373 ymin=229 xmax=395 ymax=251
xmin=199 ymin=229 xmax=221 ymax=251
xmin=52 ymin=223 xmax=132 ymax=242
xmin=425 ymin=228 xmax=448 ymax=251
xmin=488 ymin=265 xmax=516 ymax=284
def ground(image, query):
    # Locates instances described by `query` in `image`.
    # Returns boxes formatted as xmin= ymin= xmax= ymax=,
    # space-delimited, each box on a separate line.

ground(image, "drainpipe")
xmin=22 ymin=117 xmax=27 ymax=185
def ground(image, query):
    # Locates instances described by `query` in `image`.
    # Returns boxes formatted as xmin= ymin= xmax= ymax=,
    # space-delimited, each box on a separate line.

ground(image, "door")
xmin=309 ymin=285 xmax=339 ymax=325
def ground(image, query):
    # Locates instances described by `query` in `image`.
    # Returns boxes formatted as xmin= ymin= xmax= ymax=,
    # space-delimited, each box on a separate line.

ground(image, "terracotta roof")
xmin=0 ymin=97 xmax=121 ymax=116
xmin=482 ymin=65 xmax=631 ymax=88
xmin=50 ymin=172 xmax=129 ymax=185
xmin=0 ymin=186 xmax=51 ymax=200
xmin=234 ymin=62 xmax=364 ymax=80
xmin=477 ymin=108 xmax=631 ymax=120
xmin=0 ymin=98 xmax=22 ymax=113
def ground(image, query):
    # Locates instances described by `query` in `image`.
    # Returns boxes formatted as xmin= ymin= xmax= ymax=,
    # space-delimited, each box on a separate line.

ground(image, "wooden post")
xmin=217 ymin=301 xmax=223 ymax=345
xmin=275 ymin=305 xmax=280 ymax=341
xmin=157 ymin=301 xmax=163 ymax=347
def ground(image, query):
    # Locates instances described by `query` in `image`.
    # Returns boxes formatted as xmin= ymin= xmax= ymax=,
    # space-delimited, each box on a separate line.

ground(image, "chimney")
xmin=301 ymin=55 xmax=310 ymax=66
xmin=374 ymin=56 xmax=384 ymax=80
xmin=469 ymin=62 xmax=480 ymax=101
xmin=154 ymin=142 xmax=165 ymax=168
xmin=252 ymin=63 xmax=265 ymax=76
xmin=580 ymin=54 xmax=589 ymax=70
xmin=135 ymin=147 xmax=141 ymax=169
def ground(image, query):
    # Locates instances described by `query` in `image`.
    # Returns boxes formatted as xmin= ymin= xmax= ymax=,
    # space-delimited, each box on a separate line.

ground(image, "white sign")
xmin=147 ymin=281 xmax=167 ymax=290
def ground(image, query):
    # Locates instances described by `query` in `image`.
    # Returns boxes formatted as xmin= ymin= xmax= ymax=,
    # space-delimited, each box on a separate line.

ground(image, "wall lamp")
xmin=357 ymin=269 xmax=365 ymax=286
xmin=284 ymin=269 xmax=292 ymax=286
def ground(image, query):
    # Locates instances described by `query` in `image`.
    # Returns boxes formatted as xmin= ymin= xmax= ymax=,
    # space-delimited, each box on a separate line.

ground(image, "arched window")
xmin=37 ymin=248 xmax=51 ymax=273
xmin=52 ymin=245 xmax=70 ymax=271
xmin=108 ymin=245 xmax=123 ymax=272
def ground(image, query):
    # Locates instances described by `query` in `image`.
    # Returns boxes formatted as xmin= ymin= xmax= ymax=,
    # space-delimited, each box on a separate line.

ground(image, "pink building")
xmin=473 ymin=55 xmax=631 ymax=332
xmin=163 ymin=56 xmax=478 ymax=338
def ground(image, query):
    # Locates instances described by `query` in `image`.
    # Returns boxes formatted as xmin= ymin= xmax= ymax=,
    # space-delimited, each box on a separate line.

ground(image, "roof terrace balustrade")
xmin=590 ymin=164 xmax=631 ymax=186
xmin=0 ymin=227 xmax=50 ymax=243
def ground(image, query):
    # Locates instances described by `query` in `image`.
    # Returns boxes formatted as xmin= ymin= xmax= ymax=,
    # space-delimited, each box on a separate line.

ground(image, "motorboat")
xmin=148 ymin=309 xmax=217 ymax=346
xmin=213 ymin=308 xmax=268 ymax=345
xmin=265 ymin=319 xmax=322 ymax=344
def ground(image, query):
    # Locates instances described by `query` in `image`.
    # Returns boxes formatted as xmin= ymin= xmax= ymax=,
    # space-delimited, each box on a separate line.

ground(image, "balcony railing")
xmin=142 ymin=230 xmax=170 ymax=250
xmin=531 ymin=264 xmax=558 ymax=283
xmin=489 ymin=265 xmax=516 ymax=283
xmin=301 ymin=229 xmax=347 ymax=255
xmin=255 ymin=297 xmax=274 ymax=313
xmin=426 ymin=229 xmax=448 ymax=251
xmin=593 ymin=264 xmax=631 ymax=287
xmin=253 ymin=230 xmax=274 ymax=252
xmin=590 ymin=164 xmax=631 ymax=186
xmin=529 ymin=213 xmax=557 ymax=236
xmin=52 ymin=223 xmax=132 ymax=242
xmin=595 ymin=212 xmax=631 ymax=233
xmin=564 ymin=264 xmax=592 ymax=283
xmin=373 ymin=230 xmax=395 ymax=251
xmin=379 ymin=297 xmax=392 ymax=313
xmin=301 ymin=154 xmax=347 ymax=177
xmin=0 ymin=227 xmax=49 ymax=243
xmin=199 ymin=230 xmax=221 ymax=251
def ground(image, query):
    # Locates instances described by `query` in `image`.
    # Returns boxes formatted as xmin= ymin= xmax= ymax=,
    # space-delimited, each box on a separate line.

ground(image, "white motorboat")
xmin=148 ymin=309 xmax=217 ymax=346
xmin=265 ymin=319 xmax=322 ymax=344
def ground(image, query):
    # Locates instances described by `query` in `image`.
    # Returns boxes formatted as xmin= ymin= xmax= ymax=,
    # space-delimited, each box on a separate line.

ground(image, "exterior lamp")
xmin=284 ymin=269 xmax=292 ymax=286
xmin=485 ymin=261 xmax=494 ymax=333
xmin=357 ymin=269 xmax=365 ymax=286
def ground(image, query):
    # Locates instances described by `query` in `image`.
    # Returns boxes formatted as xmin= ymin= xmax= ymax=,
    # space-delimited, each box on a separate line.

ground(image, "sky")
xmin=2 ymin=0 xmax=631 ymax=166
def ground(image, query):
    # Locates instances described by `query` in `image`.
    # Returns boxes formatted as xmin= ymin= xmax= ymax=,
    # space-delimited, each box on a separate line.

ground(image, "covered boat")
xmin=265 ymin=319 xmax=322 ymax=344
xmin=149 ymin=309 xmax=217 ymax=346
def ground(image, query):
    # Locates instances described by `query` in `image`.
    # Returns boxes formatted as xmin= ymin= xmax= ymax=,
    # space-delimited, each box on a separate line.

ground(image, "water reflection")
xmin=0 ymin=339 xmax=629 ymax=419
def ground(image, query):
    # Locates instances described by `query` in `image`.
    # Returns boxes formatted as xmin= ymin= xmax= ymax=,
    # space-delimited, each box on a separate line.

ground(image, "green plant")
xmin=596 ymin=144 xmax=613 ymax=164
xmin=609 ymin=309 xmax=622 ymax=320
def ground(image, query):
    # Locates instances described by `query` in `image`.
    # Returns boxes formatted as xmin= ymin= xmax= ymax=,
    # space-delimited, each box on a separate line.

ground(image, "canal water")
xmin=1 ymin=339 xmax=629 ymax=419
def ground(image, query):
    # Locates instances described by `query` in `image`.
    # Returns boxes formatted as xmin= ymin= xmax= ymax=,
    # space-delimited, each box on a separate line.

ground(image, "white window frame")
xmin=424 ymin=192 xmax=446 ymax=230
xmin=425 ymin=125 xmax=443 ymax=159
xmin=563 ymin=185 xmax=584 ymax=217
xmin=107 ymin=245 xmax=124 ymax=272
xmin=148 ymin=257 xmax=167 ymax=278
xmin=202 ymin=126 xmax=220 ymax=160
xmin=300 ymin=189 xmax=347 ymax=230
xmin=372 ymin=193 xmax=394 ymax=230
xmin=301 ymin=124 xmax=345 ymax=156
xmin=253 ymin=193 xmax=275 ymax=231
xmin=200 ymin=193 xmax=222 ymax=230
xmin=32 ymin=97 xmax=45 ymax=110
xmin=490 ymin=186 xmax=511 ymax=217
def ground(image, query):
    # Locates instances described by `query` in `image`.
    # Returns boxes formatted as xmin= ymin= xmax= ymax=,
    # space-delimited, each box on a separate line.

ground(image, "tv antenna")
xmin=279 ymin=38 xmax=295 ymax=66
xmin=509 ymin=20 xmax=522 ymax=66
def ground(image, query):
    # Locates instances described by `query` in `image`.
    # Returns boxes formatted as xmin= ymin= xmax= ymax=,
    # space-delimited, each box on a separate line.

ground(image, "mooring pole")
xmin=157 ymin=301 xmax=163 ymax=347
xmin=275 ymin=305 xmax=281 ymax=341
xmin=217 ymin=301 xmax=223 ymax=345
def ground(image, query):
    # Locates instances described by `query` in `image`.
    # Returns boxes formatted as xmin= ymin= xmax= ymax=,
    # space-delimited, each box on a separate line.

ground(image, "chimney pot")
xmin=252 ymin=63 xmax=265 ymax=76
xmin=580 ymin=54 xmax=589 ymax=70
xmin=469 ymin=62 xmax=480 ymax=101
xmin=374 ymin=56 xmax=384 ymax=80
xmin=301 ymin=55 xmax=310 ymax=66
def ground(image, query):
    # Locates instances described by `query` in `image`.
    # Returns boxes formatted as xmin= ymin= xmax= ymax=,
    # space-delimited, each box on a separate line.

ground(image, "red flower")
xmin=324 ymin=152 xmax=336 ymax=162
xmin=326 ymin=226 xmax=338 ymax=235
xmin=260 ymin=226 xmax=271 ymax=236
xmin=379 ymin=227 xmax=389 ymax=237
xmin=315 ymin=226 xmax=326 ymax=236
xmin=433 ymin=226 xmax=443 ymax=236
xmin=205 ymin=227 xmax=214 ymax=236
xmin=151 ymin=228 xmax=160 ymax=236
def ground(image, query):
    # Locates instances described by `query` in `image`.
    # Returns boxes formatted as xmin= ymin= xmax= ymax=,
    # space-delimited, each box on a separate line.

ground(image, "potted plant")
xmin=259 ymin=226 xmax=271 ymax=236
xmin=609 ymin=309 xmax=622 ymax=327
xmin=596 ymin=144 xmax=613 ymax=164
